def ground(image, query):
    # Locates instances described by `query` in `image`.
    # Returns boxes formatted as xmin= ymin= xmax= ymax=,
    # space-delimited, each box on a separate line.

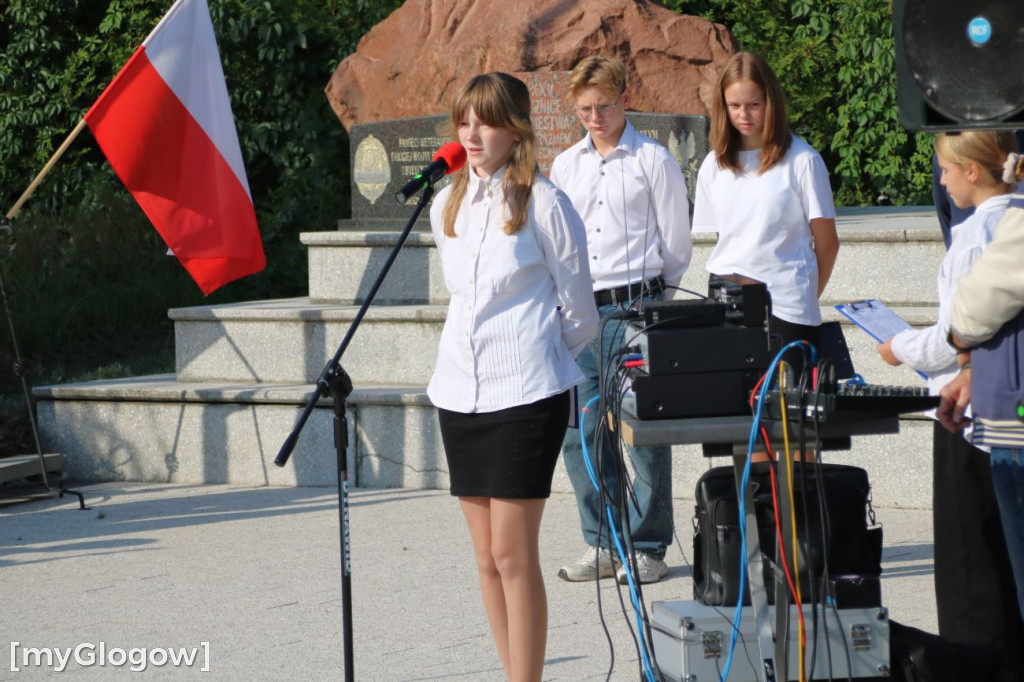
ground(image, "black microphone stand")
xmin=273 ymin=184 xmax=436 ymax=682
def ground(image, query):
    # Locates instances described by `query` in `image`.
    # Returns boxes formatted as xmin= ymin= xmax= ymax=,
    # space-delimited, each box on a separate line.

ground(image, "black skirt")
xmin=437 ymin=391 xmax=570 ymax=499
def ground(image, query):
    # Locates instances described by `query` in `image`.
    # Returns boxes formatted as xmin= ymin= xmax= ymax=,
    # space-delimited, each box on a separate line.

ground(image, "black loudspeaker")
xmin=894 ymin=0 xmax=1024 ymax=131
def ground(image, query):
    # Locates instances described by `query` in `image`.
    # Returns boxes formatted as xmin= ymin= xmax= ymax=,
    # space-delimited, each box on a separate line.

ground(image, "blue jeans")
xmin=991 ymin=448 xmax=1024 ymax=620
xmin=561 ymin=301 xmax=673 ymax=558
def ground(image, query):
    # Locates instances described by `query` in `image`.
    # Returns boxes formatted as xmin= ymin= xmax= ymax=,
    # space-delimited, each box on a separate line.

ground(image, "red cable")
xmin=750 ymin=365 xmax=808 ymax=680
xmin=766 ymin=458 xmax=808 ymax=679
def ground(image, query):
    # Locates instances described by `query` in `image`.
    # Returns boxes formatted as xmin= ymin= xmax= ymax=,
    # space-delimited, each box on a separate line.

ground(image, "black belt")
xmin=594 ymin=276 xmax=665 ymax=307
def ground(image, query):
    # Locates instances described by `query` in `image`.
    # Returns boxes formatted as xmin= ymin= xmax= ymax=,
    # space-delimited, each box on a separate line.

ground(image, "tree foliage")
xmin=0 ymin=0 xmax=931 ymax=437
xmin=667 ymin=0 xmax=933 ymax=206
xmin=0 ymin=0 xmax=400 ymax=439
xmin=1 ymin=0 xmax=402 ymax=286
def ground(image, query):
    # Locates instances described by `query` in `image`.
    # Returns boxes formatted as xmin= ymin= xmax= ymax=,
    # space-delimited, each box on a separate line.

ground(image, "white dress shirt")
xmin=549 ymin=121 xmax=692 ymax=290
xmin=891 ymin=193 xmax=1011 ymax=402
xmin=427 ymin=166 xmax=599 ymax=414
xmin=692 ymin=135 xmax=836 ymax=326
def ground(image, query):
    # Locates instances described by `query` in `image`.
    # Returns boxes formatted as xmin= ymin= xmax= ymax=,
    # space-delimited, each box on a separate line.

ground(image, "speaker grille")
xmin=902 ymin=0 xmax=1024 ymax=122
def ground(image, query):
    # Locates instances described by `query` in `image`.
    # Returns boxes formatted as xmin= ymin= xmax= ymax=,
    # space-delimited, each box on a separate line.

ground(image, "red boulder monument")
xmin=325 ymin=0 xmax=738 ymax=131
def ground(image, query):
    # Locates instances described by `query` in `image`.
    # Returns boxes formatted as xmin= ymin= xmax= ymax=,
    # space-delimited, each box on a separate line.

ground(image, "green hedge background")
xmin=0 ymin=0 xmax=932 ymax=453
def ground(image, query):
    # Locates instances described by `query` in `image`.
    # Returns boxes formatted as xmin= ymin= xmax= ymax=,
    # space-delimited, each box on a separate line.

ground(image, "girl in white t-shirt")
xmin=877 ymin=131 xmax=1024 ymax=670
xmin=692 ymin=51 xmax=839 ymax=380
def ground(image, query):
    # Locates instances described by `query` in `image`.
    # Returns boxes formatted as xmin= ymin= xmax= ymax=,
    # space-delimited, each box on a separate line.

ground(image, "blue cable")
xmin=579 ymin=396 xmax=658 ymax=682
xmin=720 ymin=340 xmax=815 ymax=681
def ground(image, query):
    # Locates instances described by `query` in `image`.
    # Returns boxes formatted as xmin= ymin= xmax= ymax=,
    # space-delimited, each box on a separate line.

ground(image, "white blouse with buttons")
xmin=427 ymin=166 xmax=600 ymax=414
xmin=549 ymin=121 xmax=692 ymax=291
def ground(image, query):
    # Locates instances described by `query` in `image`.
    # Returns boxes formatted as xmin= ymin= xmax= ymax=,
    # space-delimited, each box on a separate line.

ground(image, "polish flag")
xmin=84 ymin=0 xmax=265 ymax=295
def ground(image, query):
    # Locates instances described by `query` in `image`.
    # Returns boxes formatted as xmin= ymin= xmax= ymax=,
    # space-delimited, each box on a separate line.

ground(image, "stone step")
xmin=34 ymin=376 xmax=447 ymax=488
xmin=170 ymin=294 xmax=942 ymax=388
xmin=0 ymin=453 xmax=64 ymax=484
xmin=306 ymin=207 xmax=946 ymax=306
xmin=35 ymin=376 xmax=339 ymax=486
xmin=302 ymin=231 xmax=446 ymax=305
xmin=170 ymin=298 xmax=445 ymax=385
xmin=33 ymin=376 xmax=935 ymax=508
xmin=818 ymin=208 xmax=945 ymax=307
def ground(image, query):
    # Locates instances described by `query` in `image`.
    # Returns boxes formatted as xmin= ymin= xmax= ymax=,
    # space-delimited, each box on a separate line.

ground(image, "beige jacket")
xmin=950 ymin=195 xmax=1024 ymax=346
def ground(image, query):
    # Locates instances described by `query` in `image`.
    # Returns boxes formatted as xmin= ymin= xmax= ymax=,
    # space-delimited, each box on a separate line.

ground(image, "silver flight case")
xmin=651 ymin=600 xmax=890 ymax=681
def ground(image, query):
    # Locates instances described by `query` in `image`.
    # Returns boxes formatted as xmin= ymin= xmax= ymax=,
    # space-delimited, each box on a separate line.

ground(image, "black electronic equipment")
xmin=638 ymin=298 xmax=727 ymax=329
xmin=836 ymin=381 xmax=938 ymax=413
xmin=831 ymin=575 xmax=883 ymax=610
xmin=818 ymin=320 xmax=857 ymax=380
xmin=629 ymin=321 xmax=771 ymax=375
xmin=754 ymin=382 xmax=938 ymax=424
xmin=620 ymin=367 xmax=762 ymax=420
xmin=894 ymin=0 xmax=1024 ymax=131
xmin=621 ymin=278 xmax=773 ymax=419
xmin=708 ymin=275 xmax=771 ymax=327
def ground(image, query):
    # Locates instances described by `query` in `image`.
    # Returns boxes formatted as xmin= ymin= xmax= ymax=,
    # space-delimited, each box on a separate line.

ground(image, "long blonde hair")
xmin=711 ymin=51 xmax=791 ymax=174
xmin=935 ymin=131 xmax=1022 ymax=187
xmin=442 ymin=72 xmax=538 ymax=237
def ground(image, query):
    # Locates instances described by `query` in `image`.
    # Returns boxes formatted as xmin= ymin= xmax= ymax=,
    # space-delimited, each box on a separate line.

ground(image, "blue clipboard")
xmin=835 ymin=299 xmax=928 ymax=380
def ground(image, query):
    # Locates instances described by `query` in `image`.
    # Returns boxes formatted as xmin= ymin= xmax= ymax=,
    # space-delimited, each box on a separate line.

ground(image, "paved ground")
xmin=0 ymin=482 xmax=936 ymax=680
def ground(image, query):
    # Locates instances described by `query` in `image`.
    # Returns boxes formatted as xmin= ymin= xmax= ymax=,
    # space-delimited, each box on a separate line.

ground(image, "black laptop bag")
xmin=692 ymin=462 xmax=883 ymax=606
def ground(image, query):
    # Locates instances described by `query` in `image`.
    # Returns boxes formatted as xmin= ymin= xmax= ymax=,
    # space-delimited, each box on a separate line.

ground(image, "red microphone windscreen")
xmin=433 ymin=142 xmax=467 ymax=174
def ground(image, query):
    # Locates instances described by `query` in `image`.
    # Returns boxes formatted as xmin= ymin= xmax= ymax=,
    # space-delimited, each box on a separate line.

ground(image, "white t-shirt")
xmin=692 ymin=135 xmax=836 ymax=325
xmin=427 ymin=166 xmax=599 ymax=414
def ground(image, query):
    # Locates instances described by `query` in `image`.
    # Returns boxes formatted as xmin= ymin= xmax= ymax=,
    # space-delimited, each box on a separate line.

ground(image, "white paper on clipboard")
xmin=835 ymin=299 xmax=928 ymax=380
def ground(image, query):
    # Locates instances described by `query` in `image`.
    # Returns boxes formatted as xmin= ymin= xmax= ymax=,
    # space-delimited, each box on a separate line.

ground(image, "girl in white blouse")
xmin=427 ymin=72 xmax=598 ymax=682
xmin=877 ymin=131 xmax=1023 ymax=671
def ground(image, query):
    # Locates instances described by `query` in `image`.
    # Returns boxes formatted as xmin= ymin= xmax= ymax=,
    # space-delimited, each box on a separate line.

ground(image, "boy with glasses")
xmin=550 ymin=55 xmax=692 ymax=584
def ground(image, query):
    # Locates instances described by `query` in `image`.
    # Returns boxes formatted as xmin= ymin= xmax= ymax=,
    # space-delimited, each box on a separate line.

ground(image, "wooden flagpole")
xmin=5 ymin=118 xmax=89 ymax=220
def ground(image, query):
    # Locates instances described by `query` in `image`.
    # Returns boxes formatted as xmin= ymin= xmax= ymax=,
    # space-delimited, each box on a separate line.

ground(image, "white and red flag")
xmin=84 ymin=0 xmax=265 ymax=295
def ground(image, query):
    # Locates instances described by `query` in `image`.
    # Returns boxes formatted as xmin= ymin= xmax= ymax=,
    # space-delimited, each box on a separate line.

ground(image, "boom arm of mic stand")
xmin=274 ymin=184 xmax=436 ymax=468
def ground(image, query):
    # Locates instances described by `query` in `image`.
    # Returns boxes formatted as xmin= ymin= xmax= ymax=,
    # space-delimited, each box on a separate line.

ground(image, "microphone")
xmin=395 ymin=142 xmax=467 ymax=203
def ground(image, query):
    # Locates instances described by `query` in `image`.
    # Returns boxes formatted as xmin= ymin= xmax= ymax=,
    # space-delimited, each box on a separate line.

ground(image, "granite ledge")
xmin=308 ymin=225 xmax=942 ymax=245
xmin=167 ymin=298 xmax=448 ymax=322
xmin=314 ymin=207 xmax=942 ymax=245
xmin=301 ymin=231 xmax=437 ymax=247
xmin=33 ymin=375 xmax=432 ymax=406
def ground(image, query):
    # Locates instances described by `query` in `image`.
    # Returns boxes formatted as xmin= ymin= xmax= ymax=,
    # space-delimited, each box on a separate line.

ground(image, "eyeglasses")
xmin=575 ymin=97 xmax=620 ymax=121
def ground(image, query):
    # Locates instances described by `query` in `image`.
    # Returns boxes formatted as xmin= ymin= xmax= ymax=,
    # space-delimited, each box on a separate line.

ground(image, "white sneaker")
xmin=616 ymin=552 xmax=668 ymax=584
xmin=557 ymin=546 xmax=620 ymax=582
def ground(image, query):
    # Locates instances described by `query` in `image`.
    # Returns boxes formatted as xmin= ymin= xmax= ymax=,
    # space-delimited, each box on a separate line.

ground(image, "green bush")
xmin=0 ymin=0 xmax=933 ymax=453
xmin=1 ymin=0 xmax=402 ymax=294
xmin=0 ymin=0 xmax=401 ymax=453
xmin=668 ymin=0 xmax=934 ymax=206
